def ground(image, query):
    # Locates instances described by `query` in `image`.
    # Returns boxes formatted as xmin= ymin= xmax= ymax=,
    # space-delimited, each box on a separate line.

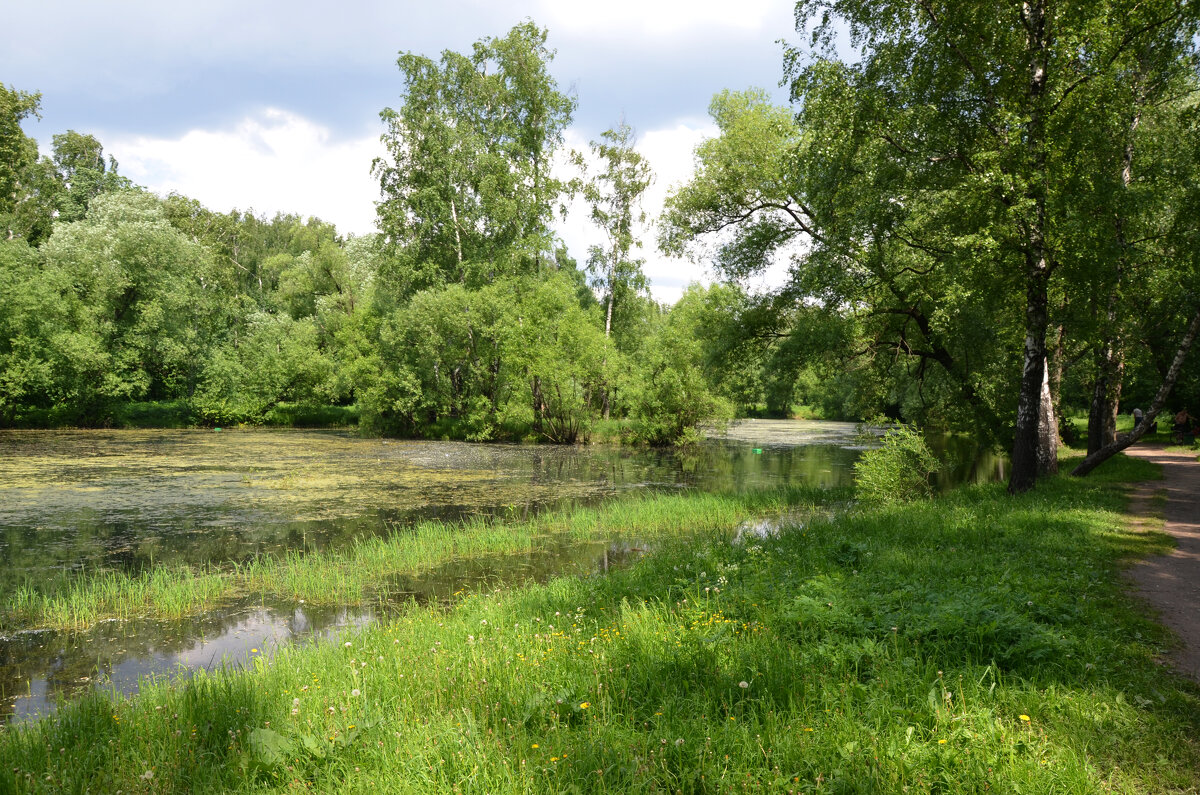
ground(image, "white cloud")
xmin=105 ymin=109 xmax=383 ymax=235
xmin=538 ymin=0 xmax=781 ymax=37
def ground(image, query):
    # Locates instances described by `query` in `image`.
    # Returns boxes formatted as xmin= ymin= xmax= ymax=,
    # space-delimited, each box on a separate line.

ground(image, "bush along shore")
xmin=3 ymin=455 xmax=1200 ymax=792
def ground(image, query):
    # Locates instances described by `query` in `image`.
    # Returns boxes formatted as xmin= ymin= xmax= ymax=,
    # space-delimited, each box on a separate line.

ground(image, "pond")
xmin=0 ymin=421 xmax=1004 ymax=723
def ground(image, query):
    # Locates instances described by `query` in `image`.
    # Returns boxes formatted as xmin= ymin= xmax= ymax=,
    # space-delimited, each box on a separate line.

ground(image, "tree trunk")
xmin=1008 ymin=0 xmax=1050 ymax=495
xmin=1009 ymin=267 xmax=1051 ymax=493
xmin=531 ymin=375 xmax=544 ymax=434
xmin=1073 ymin=309 xmax=1200 ymax=476
xmin=449 ymin=196 xmax=464 ymax=281
xmin=604 ymin=286 xmax=614 ymax=339
xmin=1105 ymin=355 xmax=1124 ymax=445
xmin=1048 ymin=321 xmax=1064 ymax=409
xmin=602 ymin=288 xmax=615 ymax=420
xmin=1037 ymin=356 xmax=1058 ymax=475
xmin=1087 ymin=339 xmax=1116 ymax=455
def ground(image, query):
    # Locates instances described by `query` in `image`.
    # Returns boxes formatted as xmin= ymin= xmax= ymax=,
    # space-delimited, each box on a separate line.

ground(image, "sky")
xmin=3 ymin=0 xmax=805 ymax=303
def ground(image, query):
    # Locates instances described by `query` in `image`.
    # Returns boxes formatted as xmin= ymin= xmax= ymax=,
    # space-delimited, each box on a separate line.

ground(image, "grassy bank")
xmin=2 ymin=401 xmax=361 ymax=430
xmin=3 ymin=487 xmax=836 ymax=632
xmin=2 ymin=454 xmax=1198 ymax=792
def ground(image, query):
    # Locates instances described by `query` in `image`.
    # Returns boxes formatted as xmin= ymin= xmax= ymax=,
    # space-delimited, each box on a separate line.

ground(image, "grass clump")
xmin=1 ymin=454 xmax=1197 ymax=792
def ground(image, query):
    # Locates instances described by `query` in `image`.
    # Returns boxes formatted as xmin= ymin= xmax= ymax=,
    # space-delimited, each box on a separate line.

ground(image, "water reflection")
xmin=0 ymin=425 xmax=867 ymax=585
xmin=0 ymin=535 xmax=646 ymax=725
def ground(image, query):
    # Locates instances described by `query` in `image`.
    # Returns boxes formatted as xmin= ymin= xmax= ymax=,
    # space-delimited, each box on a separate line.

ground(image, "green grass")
xmin=2 ymin=487 xmax=837 ymax=632
xmin=1063 ymin=411 xmax=1200 ymax=451
xmin=2 ymin=453 xmax=1198 ymax=792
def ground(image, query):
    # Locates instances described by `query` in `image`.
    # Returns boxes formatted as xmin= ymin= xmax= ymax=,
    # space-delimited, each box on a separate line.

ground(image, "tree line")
xmin=0 ymin=24 xmax=741 ymax=443
xmin=4 ymin=6 xmax=1200 ymax=491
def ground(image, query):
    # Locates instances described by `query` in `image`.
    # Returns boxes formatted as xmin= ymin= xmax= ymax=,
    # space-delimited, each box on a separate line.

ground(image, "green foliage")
xmin=0 ymin=35 xmax=727 ymax=445
xmin=374 ymin=22 xmax=575 ymax=295
xmin=0 ymin=83 xmax=41 ymax=220
xmin=38 ymin=190 xmax=219 ymax=412
xmin=854 ymin=424 xmax=941 ymax=504
xmin=361 ymin=272 xmax=610 ymax=443
xmin=50 ymin=130 xmax=131 ymax=222
xmin=625 ymin=288 xmax=734 ymax=444
xmin=585 ymin=121 xmax=652 ymax=344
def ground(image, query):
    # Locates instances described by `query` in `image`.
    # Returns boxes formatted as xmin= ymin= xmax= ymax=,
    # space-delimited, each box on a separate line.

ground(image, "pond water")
xmin=0 ymin=421 xmax=1004 ymax=724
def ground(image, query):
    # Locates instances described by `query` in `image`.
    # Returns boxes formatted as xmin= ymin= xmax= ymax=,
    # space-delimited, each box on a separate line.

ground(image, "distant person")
xmin=1132 ymin=407 xmax=1144 ymax=426
xmin=1173 ymin=407 xmax=1191 ymax=442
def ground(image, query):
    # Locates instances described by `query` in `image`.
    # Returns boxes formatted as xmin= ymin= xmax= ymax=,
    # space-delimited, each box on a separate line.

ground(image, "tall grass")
xmin=1 ymin=454 xmax=1197 ymax=792
xmin=2 ymin=486 xmax=839 ymax=632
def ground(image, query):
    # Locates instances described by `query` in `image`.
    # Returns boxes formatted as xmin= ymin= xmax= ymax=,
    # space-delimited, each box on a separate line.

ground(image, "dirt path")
xmin=1124 ymin=446 xmax=1200 ymax=681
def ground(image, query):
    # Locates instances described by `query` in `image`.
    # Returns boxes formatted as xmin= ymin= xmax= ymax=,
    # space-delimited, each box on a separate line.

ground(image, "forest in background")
xmin=3 ymin=5 xmax=1200 ymax=491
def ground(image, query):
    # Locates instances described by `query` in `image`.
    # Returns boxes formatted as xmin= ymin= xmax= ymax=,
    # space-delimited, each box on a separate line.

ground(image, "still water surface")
xmin=0 ymin=422 xmax=1004 ymax=723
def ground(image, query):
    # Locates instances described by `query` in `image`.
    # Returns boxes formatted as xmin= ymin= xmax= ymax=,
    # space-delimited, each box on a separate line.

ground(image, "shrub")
xmin=853 ymin=424 xmax=940 ymax=504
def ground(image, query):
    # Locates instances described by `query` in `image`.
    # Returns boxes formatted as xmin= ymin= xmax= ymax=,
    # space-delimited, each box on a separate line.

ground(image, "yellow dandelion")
xmin=579 ymin=702 xmax=590 ymax=709
xmin=1019 ymin=715 xmax=1031 ymax=722
xmin=531 ymin=744 xmax=539 ymax=749
xmin=938 ymin=739 xmax=947 ymax=745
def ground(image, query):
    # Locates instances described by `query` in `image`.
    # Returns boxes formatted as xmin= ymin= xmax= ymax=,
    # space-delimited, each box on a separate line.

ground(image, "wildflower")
xmin=351 ymin=689 xmax=361 ymax=697
xmin=938 ymin=739 xmax=947 ymax=745
xmin=251 ymin=648 xmax=258 ymax=653
xmin=531 ymin=744 xmax=539 ymax=749
xmin=1019 ymin=714 xmax=1031 ymax=722
xmin=345 ymin=642 xmax=352 ymax=648
xmin=674 ymin=738 xmax=684 ymax=746
xmin=738 ymin=681 xmax=749 ymax=689
xmin=579 ymin=702 xmax=590 ymax=709
xmin=292 ymin=698 xmax=300 ymax=707
xmin=141 ymin=770 xmax=154 ymax=781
